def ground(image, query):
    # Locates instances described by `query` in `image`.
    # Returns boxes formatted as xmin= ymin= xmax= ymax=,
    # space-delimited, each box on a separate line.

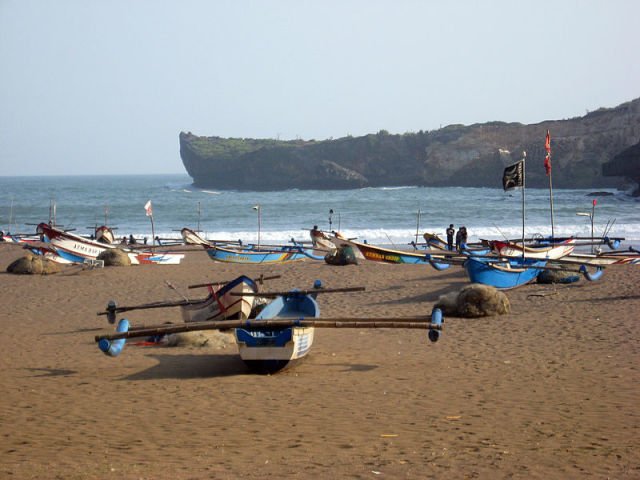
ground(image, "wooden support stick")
xmin=97 ymin=299 xmax=195 ymax=316
xmin=232 ymin=286 xmax=366 ymax=297
xmin=188 ymin=274 xmax=282 ymax=290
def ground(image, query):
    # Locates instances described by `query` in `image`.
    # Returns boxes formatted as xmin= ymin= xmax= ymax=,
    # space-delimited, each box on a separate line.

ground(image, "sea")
xmin=1 ymin=174 xmax=639 ymax=247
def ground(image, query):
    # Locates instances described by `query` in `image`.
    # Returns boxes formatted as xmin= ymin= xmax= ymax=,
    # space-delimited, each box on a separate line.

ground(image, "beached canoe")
xmin=328 ymin=232 xmax=431 ymax=264
xmin=489 ymin=238 xmax=575 ymax=259
xmin=37 ymin=222 xmax=184 ymax=265
xmin=235 ymin=288 xmax=319 ymax=373
xmin=181 ymin=275 xmax=259 ymax=322
xmin=463 ymin=256 xmax=547 ymax=289
xmin=204 ymin=243 xmax=322 ymax=264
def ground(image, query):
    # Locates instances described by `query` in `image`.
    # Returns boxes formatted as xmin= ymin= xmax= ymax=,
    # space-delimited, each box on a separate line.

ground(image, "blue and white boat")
xmin=235 ymin=288 xmax=319 ymax=373
xmin=463 ymin=256 xmax=547 ymax=289
xmin=204 ymin=243 xmax=322 ymax=264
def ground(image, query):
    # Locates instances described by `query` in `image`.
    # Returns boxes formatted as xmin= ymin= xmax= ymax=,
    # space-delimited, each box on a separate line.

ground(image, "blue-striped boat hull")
xmin=235 ymin=292 xmax=319 ymax=373
xmin=206 ymin=244 xmax=320 ymax=264
xmin=464 ymin=257 xmax=547 ymax=289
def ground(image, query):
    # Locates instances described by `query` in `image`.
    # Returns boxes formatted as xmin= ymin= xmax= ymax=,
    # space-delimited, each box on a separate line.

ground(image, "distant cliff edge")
xmin=602 ymin=141 xmax=640 ymax=196
xmin=180 ymin=98 xmax=640 ymax=191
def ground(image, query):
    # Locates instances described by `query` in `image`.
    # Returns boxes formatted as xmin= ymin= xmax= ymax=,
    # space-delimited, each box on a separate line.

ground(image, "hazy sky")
xmin=1 ymin=0 xmax=639 ymax=176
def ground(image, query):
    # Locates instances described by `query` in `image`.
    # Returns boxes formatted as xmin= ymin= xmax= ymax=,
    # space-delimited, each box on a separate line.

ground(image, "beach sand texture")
xmin=0 ymin=244 xmax=638 ymax=479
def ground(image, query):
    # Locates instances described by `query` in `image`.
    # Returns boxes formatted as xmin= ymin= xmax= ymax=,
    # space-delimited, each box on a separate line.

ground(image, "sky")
xmin=1 ymin=0 xmax=639 ymax=176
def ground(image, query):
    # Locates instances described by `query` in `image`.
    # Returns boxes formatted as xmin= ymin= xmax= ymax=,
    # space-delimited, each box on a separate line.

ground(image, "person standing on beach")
xmin=446 ymin=224 xmax=455 ymax=251
xmin=459 ymin=226 xmax=468 ymax=250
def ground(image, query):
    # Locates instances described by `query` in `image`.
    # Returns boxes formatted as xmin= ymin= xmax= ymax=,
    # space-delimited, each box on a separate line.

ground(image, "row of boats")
xmin=2 ymin=221 xmax=639 ymax=290
xmin=320 ymin=230 xmax=640 ymax=289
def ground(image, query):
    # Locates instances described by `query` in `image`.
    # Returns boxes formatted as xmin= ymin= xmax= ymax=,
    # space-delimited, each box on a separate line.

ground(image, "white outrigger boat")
xmin=36 ymin=222 xmax=184 ymax=265
xmin=181 ymin=275 xmax=258 ymax=323
xmin=489 ymin=238 xmax=576 ymax=260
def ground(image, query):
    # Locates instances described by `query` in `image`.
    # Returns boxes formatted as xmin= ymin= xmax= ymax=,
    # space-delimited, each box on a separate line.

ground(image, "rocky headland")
xmin=180 ymin=98 xmax=640 ymax=191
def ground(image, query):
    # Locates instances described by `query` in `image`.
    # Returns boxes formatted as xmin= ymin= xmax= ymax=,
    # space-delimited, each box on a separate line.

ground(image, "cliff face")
xmin=180 ymin=98 xmax=640 ymax=191
xmin=602 ymin=141 xmax=640 ymax=195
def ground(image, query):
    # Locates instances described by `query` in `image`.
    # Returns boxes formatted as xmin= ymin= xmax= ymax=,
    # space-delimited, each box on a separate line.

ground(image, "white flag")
xmin=253 ymin=205 xmax=260 ymax=210
xmin=144 ymin=200 xmax=153 ymax=216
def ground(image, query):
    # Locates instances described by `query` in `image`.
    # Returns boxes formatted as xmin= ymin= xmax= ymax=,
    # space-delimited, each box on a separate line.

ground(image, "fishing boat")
xmin=563 ymin=249 xmax=640 ymax=266
xmin=0 ymin=231 xmax=41 ymax=245
xmin=489 ymin=238 xmax=576 ymax=260
xmin=181 ymin=275 xmax=259 ymax=322
xmin=328 ymin=232 xmax=431 ymax=264
xmin=204 ymin=243 xmax=322 ymax=264
xmin=94 ymin=225 xmax=116 ymax=244
xmin=463 ymin=256 xmax=548 ymax=289
xmin=181 ymin=227 xmax=211 ymax=246
xmin=234 ymin=286 xmax=320 ymax=373
xmin=95 ymin=283 xmax=444 ymax=374
xmin=309 ymin=227 xmax=336 ymax=251
xmin=100 ymin=275 xmax=276 ymax=325
xmin=37 ymin=222 xmax=184 ymax=265
xmin=422 ymin=232 xmax=491 ymax=256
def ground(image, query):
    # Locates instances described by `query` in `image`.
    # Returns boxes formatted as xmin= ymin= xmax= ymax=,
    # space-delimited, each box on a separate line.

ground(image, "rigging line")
xmin=385 ymin=232 xmax=397 ymax=248
xmin=604 ymin=218 xmax=616 ymax=239
xmin=165 ymin=280 xmax=190 ymax=302
xmin=492 ymin=223 xmax=509 ymax=241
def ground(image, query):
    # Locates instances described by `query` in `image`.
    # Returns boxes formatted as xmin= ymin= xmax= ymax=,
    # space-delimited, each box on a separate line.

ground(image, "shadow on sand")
xmin=120 ymin=353 xmax=249 ymax=380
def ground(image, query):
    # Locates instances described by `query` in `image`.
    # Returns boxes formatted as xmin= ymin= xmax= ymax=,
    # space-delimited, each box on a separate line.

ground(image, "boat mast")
xmin=197 ymin=201 xmax=201 ymax=232
xmin=9 ymin=196 xmax=14 ymax=232
xmin=253 ymin=204 xmax=261 ymax=248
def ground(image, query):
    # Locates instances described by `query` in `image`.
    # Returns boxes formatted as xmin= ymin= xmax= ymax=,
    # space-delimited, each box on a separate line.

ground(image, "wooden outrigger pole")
xmin=95 ymin=316 xmax=444 ymax=343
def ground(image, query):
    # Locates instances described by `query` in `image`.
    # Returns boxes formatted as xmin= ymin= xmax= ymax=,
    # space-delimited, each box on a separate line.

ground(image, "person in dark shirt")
xmin=446 ymin=224 xmax=455 ymax=251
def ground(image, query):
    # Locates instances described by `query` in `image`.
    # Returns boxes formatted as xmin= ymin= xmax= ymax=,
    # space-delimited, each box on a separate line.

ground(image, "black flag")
xmin=502 ymin=160 xmax=524 ymax=191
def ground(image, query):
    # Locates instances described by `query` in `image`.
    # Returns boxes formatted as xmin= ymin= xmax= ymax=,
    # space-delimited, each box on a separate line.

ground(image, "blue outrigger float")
xmin=95 ymin=281 xmax=444 ymax=374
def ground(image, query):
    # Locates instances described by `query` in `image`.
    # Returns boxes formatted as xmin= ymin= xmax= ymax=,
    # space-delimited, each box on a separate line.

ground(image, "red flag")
xmin=545 ymin=129 xmax=551 ymax=153
xmin=592 ymin=199 xmax=597 ymax=206
xmin=544 ymin=130 xmax=551 ymax=175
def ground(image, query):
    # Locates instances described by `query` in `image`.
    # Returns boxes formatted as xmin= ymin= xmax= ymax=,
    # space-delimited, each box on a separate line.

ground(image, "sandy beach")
xmin=0 ymin=243 xmax=638 ymax=479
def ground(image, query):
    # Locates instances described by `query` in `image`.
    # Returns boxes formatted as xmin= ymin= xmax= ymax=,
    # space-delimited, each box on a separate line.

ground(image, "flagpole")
xmin=150 ymin=214 xmax=156 ymax=246
xmin=253 ymin=205 xmax=261 ymax=248
xmin=522 ymin=151 xmax=526 ymax=258
xmin=545 ymin=130 xmax=555 ymax=241
xmin=548 ymin=163 xmax=555 ymax=241
xmin=144 ymin=200 xmax=155 ymax=246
